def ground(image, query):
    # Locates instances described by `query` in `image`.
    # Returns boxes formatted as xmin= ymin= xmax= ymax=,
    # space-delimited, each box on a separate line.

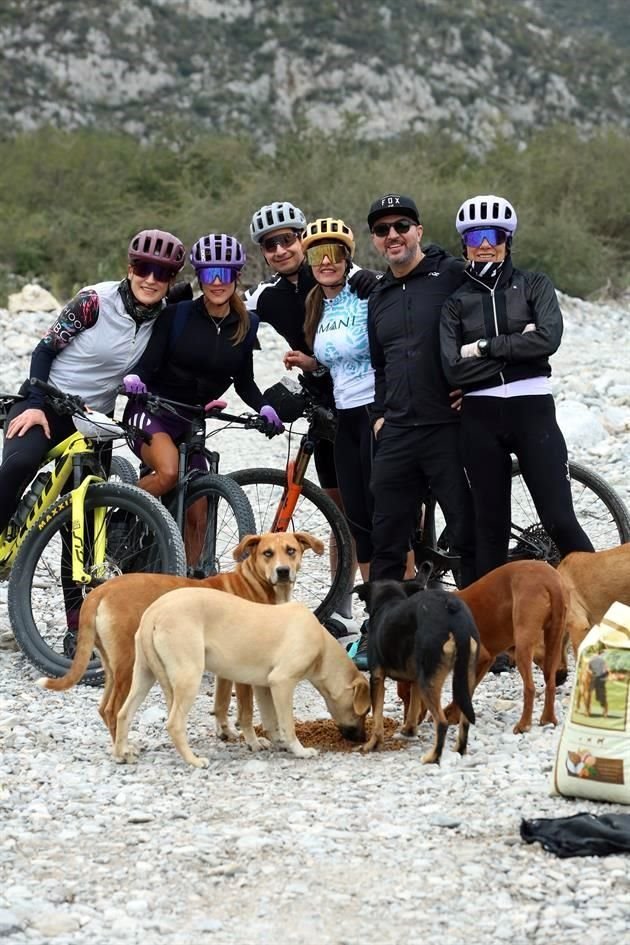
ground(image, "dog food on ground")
xmin=255 ymin=718 xmax=407 ymax=752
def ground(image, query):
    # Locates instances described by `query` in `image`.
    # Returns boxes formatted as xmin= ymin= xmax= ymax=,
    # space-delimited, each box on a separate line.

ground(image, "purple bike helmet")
xmin=189 ymin=234 xmax=246 ymax=271
xmin=128 ymin=229 xmax=186 ymax=272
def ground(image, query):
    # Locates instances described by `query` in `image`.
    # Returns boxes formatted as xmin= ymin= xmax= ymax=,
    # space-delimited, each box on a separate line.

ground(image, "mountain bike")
xmin=120 ymin=385 xmax=354 ymax=622
xmin=1 ymin=380 xmax=187 ymax=681
xmin=119 ymin=390 xmax=257 ymax=577
xmin=414 ymin=459 xmax=630 ymax=585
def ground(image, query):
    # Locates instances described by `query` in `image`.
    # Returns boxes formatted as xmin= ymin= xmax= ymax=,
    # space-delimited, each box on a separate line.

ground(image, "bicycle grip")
xmin=204 ymin=399 xmax=228 ymax=414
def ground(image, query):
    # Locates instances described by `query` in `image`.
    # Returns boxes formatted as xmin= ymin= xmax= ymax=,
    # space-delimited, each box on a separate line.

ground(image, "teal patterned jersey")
xmin=312 ymin=284 xmax=375 ymax=409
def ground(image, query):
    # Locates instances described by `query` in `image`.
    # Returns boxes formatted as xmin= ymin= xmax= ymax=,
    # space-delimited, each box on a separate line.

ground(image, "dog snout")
xmin=338 ymin=722 xmax=366 ymax=744
xmin=274 ymin=565 xmax=293 ymax=584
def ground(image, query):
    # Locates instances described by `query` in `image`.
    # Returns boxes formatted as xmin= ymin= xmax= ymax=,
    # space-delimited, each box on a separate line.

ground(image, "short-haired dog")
xmin=113 ymin=588 xmax=371 ymax=768
xmin=354 ymin=580 xmax=479 ymax=764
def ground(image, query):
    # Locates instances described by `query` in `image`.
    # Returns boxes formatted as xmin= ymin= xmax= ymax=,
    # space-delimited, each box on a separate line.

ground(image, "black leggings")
xmin=333 ymin=405 xmax=374 ymax=563
xmin=0 ymin=402 xmax=77 ymax=533
xmin=461 ymin=394 xmax=594 ymax=577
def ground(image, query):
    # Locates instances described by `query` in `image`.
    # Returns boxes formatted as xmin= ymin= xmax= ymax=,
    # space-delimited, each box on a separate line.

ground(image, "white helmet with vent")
xmin=250 ymin=201 xmax=307 ymax=243
xmin=455 ymin=195 xmax=518 ymax=235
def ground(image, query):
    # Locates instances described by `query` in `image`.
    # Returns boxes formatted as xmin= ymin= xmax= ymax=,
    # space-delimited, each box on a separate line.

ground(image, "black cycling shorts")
xmin=313 ymin=437 xmax=337 ymax=490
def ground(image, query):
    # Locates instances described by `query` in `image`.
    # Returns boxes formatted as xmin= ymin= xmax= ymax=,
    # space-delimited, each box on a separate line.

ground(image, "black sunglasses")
xmin=371 ymin=219 xmax=416 ymax=238
xmin=261 ymin=232 xmax=300 ymax=253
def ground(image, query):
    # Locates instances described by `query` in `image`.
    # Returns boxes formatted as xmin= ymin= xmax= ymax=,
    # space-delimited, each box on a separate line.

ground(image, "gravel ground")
xmin=2 ymin=301 xmax=630 ymax=944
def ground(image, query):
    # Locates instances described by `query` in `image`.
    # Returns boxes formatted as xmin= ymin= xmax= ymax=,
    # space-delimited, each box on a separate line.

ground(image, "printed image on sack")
xmin=553 ymin=602 xmax=630 ymax=803
xmin=570 ymin=641 xmax=630 ymax=731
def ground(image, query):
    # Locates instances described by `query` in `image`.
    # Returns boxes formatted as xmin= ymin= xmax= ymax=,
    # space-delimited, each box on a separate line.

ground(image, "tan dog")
xmin=398 ymin=561 xmax=568 ymax=734
xmin=38 ymin=531 xmax=324 ymax=746
xmin=113 ymin=588 xmax=371 ymax=767
xmin=558 ymin=544 xmax=630 ymax=653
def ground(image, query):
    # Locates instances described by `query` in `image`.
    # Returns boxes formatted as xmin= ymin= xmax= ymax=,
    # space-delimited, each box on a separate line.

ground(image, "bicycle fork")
xmin=272 ymin=437 xmax=314 ymax=532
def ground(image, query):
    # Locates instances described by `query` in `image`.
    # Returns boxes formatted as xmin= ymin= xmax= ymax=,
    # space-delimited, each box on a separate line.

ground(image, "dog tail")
xmin=36 ymin=596 xmax=99 ymax=691
xmin=450 ymin=601 xmax=479 ymax=726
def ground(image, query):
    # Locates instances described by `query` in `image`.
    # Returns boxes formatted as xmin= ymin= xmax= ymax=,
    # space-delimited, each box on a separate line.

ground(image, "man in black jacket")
xmin=366 ymin=193 xmax=476 ymax=589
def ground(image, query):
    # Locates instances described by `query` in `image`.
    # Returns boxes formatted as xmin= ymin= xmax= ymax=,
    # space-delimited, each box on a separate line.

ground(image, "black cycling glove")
xmin=348 ymin=268 xmax=383 ymax=299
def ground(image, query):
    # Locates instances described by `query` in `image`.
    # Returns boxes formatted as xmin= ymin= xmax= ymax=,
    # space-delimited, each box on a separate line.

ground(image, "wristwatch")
xmin=477 ymin=338 xmax=491 ymax=357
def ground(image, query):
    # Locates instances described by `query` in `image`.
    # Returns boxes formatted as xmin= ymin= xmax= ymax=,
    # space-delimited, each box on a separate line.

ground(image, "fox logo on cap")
xmin=367 ymin=193 xmax=421 ymax=228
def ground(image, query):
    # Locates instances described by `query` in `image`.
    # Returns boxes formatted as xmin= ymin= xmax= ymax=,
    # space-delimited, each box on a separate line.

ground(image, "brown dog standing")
xmin=37 ymin=531 xmax=324 ymax=746
xmin=398 ymin=560 xmax=568 ymax=734
xmin=558 ymin=544 xmax=630 ymax=653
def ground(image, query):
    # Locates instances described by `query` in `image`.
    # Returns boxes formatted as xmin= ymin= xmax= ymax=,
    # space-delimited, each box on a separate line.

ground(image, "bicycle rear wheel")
xmin=7 ymin=482 xmax=186 ymax=683
xmin=510 ymin=459 xmax=630 ymax=563
xmin=178 ymin=473 xmax=256 ymax=577
xmin=229 ymin=467 xmax=353 ymax=621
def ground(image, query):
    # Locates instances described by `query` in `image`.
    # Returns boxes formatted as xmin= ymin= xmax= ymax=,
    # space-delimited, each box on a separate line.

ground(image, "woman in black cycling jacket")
xmin=440 ymin=194 xmax=593 ymax=577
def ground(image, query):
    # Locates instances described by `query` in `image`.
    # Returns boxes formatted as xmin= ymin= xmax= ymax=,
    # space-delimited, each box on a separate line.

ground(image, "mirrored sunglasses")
xmin=131 ymin=261 xmax=175 ymax=282
xmin=306 ymin=243 xmax=348 ymax=266
xmin=261 ymin=232 xmax=300 ymax=253
xmin=197 ymin=266 xmax=240 ymax=285
xmin=463 ymin=227 xmax=508 ymax=248
xmin=371 ymin=219 xmax=415 ymax=238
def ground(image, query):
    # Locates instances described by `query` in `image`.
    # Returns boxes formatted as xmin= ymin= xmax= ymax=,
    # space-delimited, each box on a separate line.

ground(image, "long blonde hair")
xmin=303 ymin=284 xmax=326 ymax=350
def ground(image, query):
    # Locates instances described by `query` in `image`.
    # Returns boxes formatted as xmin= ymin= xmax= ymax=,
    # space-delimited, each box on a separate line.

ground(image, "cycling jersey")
xmin=132 ymin=297 xmax=264 ymax=411
xmin=27 ymin=280 xmax=159 ymax=413
xmin=312 ymin=285 xmax=374 ymax=409
xmin=440 ymin=258 xmax=563 ymax=393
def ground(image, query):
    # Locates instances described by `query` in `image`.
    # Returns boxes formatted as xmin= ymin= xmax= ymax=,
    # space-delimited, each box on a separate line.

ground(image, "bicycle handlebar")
xmin=29 ymin=378 xmax=88 ymax=416
xmin=117 ymin=388 xmax=274 ymax=436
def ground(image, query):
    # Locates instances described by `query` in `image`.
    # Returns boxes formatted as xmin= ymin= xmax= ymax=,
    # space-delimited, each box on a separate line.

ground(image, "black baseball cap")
xmin=367 ymin=193 xmax=421 ymax=229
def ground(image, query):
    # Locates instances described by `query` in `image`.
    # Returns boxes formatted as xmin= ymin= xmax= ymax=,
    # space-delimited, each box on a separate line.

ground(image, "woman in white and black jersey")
xmin=440 ymin=194 xmax=594 ymax=578
xmin=283 ymin=218 xmax=375 ymax=581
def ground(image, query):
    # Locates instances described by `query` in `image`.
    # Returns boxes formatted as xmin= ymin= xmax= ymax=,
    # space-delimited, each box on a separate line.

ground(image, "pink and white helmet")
xmin=455 ymin=195 xmax=518 ymax=235
xmin=189 ymin=234 xmax=246 ymax=270
xmin=128 ymin=229 xmax=186 ymax=272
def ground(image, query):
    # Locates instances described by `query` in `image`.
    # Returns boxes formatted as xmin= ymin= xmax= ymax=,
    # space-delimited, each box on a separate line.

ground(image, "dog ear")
xmin=352 ymin=582 xmax=370 ymax=603
xmin=293 ymin=531 xmax=325 ymax=556
xmin=232 ymin=534 xmax=261 ymax=560
xmin=352 ymin=676 xmax=371 ymax=716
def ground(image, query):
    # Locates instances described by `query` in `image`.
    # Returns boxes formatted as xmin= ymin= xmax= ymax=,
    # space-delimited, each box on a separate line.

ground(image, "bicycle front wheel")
xmin=510 ymin=459 xmax=630 ymax=564
xmin=7 ymin=482 xmax=186 ymax=683
xmin=178 ymin=473 xmax=256 ymax=577
xmin=229 ymin=467 xmax=353 ymax=621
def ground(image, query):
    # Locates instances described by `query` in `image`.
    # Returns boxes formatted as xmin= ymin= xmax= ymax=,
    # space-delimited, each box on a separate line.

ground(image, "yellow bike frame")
xmin=0 ymin=431 xmax=108 ymax=583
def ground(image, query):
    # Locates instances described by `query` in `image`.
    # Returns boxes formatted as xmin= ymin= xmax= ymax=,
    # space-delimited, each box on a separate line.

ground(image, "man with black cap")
xmin=364 ymin=192 xmax=475 ymax=602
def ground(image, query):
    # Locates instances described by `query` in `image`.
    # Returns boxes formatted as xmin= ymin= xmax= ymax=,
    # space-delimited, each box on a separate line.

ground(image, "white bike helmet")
xmin=250 ymin=201 xmax=307 ymax=243
xmin=455 ymin=195 xmax=518 ymax=235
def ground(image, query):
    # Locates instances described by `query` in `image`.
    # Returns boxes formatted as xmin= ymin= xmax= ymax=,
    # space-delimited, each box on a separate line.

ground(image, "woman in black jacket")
xmin=440 ymin=194 xmax=593 ymax=577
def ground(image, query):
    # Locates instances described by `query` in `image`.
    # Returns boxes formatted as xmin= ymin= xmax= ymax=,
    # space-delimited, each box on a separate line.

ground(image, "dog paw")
xmin=290 ymin=744 xmax=318 ymax=759
xmin=189 ymin=755 xmax=209 ymax=768
xmin=395 ymin=728 xmax=418 ymax=741
xmin=216 ymin=722 xmax=240 ymax=742
xmin=421 ymin=751 xmax=440 ymax=765
xmin=246 ymin=735 xmax=271 ymax=752
xmin=513 ymin=720 xmax=531 ymax=735
xmin=112 ymin=746 xmax=139 ymax=765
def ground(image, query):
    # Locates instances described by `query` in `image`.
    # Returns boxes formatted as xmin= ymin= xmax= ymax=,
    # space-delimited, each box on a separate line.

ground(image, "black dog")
xmin=354 ymin=579 xmax=480 ymax=764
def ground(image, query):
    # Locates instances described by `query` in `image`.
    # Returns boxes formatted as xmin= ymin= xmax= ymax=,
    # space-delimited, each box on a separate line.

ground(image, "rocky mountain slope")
xmin=1 ymin=0 xmax=629 ymax=148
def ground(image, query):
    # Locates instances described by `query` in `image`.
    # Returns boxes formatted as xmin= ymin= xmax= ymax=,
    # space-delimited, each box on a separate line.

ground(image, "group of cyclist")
xmin=0 ymin=192 xmax=595 ymax=662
